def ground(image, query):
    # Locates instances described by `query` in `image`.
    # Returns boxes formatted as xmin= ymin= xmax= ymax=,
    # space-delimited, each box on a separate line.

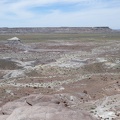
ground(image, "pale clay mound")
xmin=0 ymin=94 xmax=97 ymax=120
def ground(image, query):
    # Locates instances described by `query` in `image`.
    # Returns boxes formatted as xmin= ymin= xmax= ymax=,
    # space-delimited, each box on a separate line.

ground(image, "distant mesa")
xmin=0 ymin=27 xmax=113 ymax=34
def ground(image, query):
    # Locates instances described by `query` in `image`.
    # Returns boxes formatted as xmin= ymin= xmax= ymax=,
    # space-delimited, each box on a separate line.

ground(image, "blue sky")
xmin=0 ymin=0 xmax=120 ymax=29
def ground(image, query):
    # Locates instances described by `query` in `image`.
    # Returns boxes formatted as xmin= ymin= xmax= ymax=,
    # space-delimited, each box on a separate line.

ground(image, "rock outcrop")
xmin=0 ymin=94 xmax=97 ymax=120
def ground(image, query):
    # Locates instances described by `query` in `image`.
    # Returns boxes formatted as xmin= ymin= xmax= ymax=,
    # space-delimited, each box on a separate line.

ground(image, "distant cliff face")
xmin=0 ymin=27 xmax=112 ymax=34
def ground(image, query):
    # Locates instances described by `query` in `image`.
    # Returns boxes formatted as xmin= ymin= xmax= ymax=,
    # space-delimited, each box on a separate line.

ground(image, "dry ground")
xmin=0 ymin=33 xmax=120 ymax=120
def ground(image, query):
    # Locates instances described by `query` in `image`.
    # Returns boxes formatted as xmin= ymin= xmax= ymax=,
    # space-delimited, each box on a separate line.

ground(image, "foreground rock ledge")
xmin=0 ymin=94 xmax=97 ymax=120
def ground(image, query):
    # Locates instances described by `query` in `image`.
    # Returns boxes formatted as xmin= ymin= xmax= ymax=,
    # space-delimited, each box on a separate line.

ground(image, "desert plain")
xmin=0 ymin=27 xmax=120 ymax=120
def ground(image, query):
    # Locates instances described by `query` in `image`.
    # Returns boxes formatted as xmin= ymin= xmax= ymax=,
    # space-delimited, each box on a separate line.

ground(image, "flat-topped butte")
xmin=0 ymin=27 xmax=112 ymax=34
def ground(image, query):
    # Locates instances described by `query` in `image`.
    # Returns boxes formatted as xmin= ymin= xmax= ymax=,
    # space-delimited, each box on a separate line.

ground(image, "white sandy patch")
xmin=52 ymin=61 xmax=85 ymax=68
xmin=96 ymin=58 xmax=107 ymax=62
xmin=94 ymin=95 xmax=120 ymax=120
xmin=3 ymin=70 xmax=25 ymax=79
xmin=49 ymin=57 xmax=88 ymax=68
xmin=105 ymin=62 xmax=117 ymax=68
xmin=12 ymin=60 xmax=35 ymax=67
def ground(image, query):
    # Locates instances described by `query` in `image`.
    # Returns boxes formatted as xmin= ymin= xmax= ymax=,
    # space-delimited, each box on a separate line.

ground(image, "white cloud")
xmin=26 ymin=7 xmax=120 ymax=28
xmin=0 ymin=0 xmax=120 ymax=28
xmin=0 ymin=0 xmax=100 ymax=16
